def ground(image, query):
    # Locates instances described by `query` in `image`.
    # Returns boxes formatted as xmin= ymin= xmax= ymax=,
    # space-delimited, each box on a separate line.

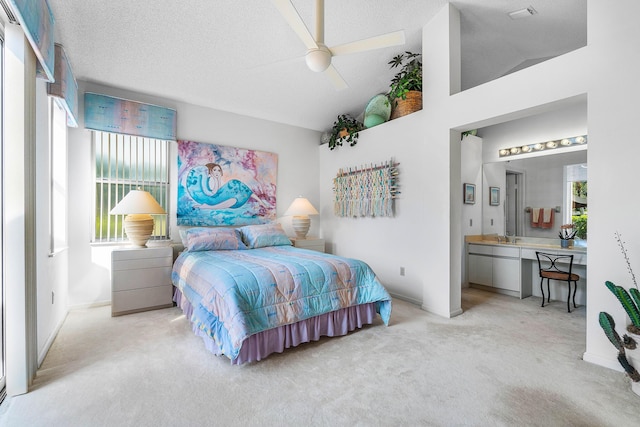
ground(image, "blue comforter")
xmin=171 ymin=246 xmax=392 ymax=360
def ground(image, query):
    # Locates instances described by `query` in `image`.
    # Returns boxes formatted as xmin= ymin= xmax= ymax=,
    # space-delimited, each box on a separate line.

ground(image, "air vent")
xmin=0 ymin=0 xmax=19 ymax=24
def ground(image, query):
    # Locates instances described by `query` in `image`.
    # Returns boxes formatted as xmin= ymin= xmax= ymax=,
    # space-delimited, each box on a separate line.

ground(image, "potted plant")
xmin=328 ymin=114 xmax=362 ymax=150
xmin=558 ymin=224 xmax=577 ymax=248
xmin=387 ymin=51 xmax=422 ymax=120
xmin=599 ymin=231 xmax=640 ymax=395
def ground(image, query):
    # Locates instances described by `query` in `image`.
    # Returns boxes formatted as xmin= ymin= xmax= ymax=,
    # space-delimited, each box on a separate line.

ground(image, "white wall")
xmin=461 ymin=134 xmax=482 ymax=286
xmin=35 ymin=80 xmax=69 ymax=365
xmin=319 ymin=5 xmax=463 ymax=318
xmin=583 ymin=0 xmax=640 ymax=371
xmin=319 ymin=113 xmax=430 ymax=306
xmin=481 ymin=162 xmax=506 ymax=236
xmin=66 ymin=81 xmax=321 ymax=308
xmin=318 ymin=1 xmax=640 ymax=374
xmin=461 ymin=135 xmax=483 ymax=234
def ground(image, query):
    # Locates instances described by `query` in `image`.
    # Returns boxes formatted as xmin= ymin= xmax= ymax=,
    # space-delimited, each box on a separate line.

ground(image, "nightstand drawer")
xmin=291 ymin=238 xmax=325 ymax=252
xmin=112 ymin=266 xmax=172 ymax=292
xmin=113 ymin=256 xmax=172 ymax=271
xmin=111 ymin=285 xmax=173 ymax=316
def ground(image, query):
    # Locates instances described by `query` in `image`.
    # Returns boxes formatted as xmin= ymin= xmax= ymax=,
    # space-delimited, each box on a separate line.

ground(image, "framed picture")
xmin=176 ymin=140 xmax=278 ymax=226
xmin=464 ymin=183 xmax=476 ymax=204
xmin=490 ymin=187 xmax=500 ymax=206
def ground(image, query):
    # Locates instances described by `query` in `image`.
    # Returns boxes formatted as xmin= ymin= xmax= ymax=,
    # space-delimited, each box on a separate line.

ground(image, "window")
xmin=93 ymin=131 xmax=169 ymax=243
xmin=49 ymin=98 xmax=67 ymax=254
xmin=564 ymin=163 xmax=587 ymax=239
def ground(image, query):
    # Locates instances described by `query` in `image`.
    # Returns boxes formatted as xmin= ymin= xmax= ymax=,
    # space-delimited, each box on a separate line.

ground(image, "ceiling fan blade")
xmin=330 ymin=30 xmax=406 ymax=56
xmin=324 ymin=64 xmax=348 ymax=90
xmin=272 ymin=0 xmax=318 ymax=50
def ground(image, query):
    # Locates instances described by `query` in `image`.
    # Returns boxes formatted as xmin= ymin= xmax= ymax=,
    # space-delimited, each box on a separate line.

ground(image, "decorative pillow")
xmin=182 ymin=227 xmax=246 ymax=252
xmin=178 ymin=228 xmax=189 ymax=247
xmin=239 ymin=223 xmax=292 ymax=249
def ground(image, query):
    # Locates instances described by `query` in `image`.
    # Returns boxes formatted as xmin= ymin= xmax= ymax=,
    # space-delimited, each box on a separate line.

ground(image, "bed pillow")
xmin=239 ymin=223 xmax=292 ymax=249
xmin=178 ymin=228 xmax=189 ymax=247
xmin=183 ymin=227 xmax=247 ymax=251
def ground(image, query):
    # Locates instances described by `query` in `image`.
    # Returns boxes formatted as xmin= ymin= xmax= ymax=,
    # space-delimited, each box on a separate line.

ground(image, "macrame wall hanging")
xmin=333 ymin=159 xmax=399 ymax=218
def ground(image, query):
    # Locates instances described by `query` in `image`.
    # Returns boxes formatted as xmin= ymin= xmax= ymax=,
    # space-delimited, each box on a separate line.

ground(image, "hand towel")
xmin=531 ymin=208 xmax=541 ymax=228
xmin=540 ymin=208 xmax=554 ymax=229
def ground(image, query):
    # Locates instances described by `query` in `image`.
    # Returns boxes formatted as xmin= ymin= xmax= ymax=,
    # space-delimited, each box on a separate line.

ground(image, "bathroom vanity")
xmin=466 ymin=236 xmax=587 ymax=303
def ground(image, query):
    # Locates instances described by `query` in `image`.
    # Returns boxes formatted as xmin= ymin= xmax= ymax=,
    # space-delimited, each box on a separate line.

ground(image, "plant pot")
xmin=390 ymin=90 xmax=422 ymax=120
xmin=338 ymin=128 xmax=349 ymax=138
xmin=626 ymin=332 xmax=640 ymax=396
xmin=561 ymin=239 xmax=569 ymax=248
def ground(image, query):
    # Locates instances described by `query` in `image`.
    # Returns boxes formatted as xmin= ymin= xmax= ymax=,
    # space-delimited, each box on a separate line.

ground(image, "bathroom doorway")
xmin=505 ymin=170 xmax=524 ymax=237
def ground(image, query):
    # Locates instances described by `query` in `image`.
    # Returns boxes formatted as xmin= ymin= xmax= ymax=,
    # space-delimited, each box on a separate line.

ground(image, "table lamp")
xmin=284 ymin=196 xmax=319 ymax=239
xmin=110 ymin=189 xmax=166 ymax=247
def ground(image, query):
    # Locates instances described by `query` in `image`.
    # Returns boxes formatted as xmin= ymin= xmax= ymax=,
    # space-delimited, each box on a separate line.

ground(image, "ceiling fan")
xmin=272 ymin=0 xmax=406 ymax=90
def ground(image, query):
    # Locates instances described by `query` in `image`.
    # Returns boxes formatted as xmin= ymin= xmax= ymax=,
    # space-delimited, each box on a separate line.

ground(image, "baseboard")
xmin=388 ymin=291 xmax=421 ymax=306
xmin=583 ymin=351 xmax=623 ymax=373
xmin=37 ymin=309 xmax=69 ymax=367
xmin=68 ymin=300 xmax=111 ymax=310
xmin=421 ymin=302 xmax=457 ymax=318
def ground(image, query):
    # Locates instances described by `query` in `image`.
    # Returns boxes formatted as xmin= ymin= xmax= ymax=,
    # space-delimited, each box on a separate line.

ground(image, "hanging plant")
xmin=328 ymin=114 xmax=362 ymax=150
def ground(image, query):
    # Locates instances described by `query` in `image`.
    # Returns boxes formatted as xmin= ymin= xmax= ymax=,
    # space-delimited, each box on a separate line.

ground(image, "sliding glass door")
xmin=0 ymin=27 xmax=6 ymax=403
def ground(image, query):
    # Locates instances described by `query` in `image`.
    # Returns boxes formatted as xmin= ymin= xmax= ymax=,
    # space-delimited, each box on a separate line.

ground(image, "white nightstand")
xmin=291 ymin=237 xmax=325 ymax=252
xmin=111 ymin=246 xmax=174 ymax=316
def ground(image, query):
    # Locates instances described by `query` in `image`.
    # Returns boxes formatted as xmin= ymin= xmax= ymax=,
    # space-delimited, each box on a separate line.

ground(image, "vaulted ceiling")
xmin=48 ymin=0 xmax=587 ymax=132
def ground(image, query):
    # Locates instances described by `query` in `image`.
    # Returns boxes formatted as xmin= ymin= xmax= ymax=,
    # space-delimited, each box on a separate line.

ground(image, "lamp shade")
xmin=110 ymin=189 xmax=166 ymax=247
xmin=110 ymin=190 xmax=166 ymax=215
xmin=284 ymin=197 xmax=319 ymax=217
xmin=285 ymin=197 xmax=318 ymax=240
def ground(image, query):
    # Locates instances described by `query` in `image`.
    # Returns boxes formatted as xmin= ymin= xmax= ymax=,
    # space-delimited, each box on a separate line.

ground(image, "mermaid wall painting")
xmin=177 ymin=140 xmax=277 ymax=226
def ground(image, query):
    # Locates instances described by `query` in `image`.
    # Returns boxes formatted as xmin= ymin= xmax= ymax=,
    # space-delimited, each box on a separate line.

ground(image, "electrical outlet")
xmin=491 ymin=219 xmax=494 ymax=226
xmin=470 ymin=219 xmax=473 ymax=227
xmin=400 ymin=267 xmax=405 ymax=276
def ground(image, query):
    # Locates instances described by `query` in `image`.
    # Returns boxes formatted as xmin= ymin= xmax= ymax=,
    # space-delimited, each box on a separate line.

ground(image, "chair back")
xmin=536 ymin=251 xmax=574 ymax=277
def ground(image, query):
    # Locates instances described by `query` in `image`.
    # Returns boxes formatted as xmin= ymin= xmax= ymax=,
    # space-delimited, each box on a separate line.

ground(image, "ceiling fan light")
xmin=306 ymin=48 xmax=331 ymax=72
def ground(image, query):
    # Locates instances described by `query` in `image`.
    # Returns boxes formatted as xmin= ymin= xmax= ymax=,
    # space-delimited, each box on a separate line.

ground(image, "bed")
xmin=171 ymin=224 xmax=392 ymax=364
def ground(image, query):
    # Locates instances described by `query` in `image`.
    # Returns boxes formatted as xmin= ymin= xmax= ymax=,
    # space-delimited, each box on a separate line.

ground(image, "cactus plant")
xmin=605 ymin=281 xmax=640 ymax=334
xmin=599 ymin=311 xmax=640 ymax=382
xmin=600 ymin=312 xmax=625 ymax=351
xmin=623 ymin=334 xmax=638 ymax=350
xmin=617 ymin=352 xmax=640 ymax=382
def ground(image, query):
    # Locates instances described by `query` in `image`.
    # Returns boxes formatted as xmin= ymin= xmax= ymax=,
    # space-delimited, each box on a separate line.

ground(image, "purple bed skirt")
xmin=173 ymin=287 xmax=378 ymax=365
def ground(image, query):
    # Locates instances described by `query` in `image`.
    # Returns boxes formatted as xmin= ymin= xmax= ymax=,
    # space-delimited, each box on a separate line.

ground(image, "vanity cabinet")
xmin=468 ymin=245 xmax=493 ymax=287
xmin=468 ymin=244 xmax=522 ymax=297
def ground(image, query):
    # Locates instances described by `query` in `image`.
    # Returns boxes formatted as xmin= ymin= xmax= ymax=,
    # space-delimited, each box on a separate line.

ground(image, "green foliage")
xmin=573 ymin=181 xmax=587 ymax=199
xmin=599 ymin=312 xmax=624 ymax=351
xmin=387 ymin=51 xmax=422 ymax=103
xmin=572 ymin=214 xmax=587 ymax=239
xmin=605 ymin=281 xmax=640 ymax=327
xmin=328 ymin=114 xmax=362 ymax=150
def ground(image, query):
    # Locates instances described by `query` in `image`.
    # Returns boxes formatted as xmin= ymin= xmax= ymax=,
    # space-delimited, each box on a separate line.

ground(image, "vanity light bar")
xmin=498 ymin=135 xmax=587 ymax=158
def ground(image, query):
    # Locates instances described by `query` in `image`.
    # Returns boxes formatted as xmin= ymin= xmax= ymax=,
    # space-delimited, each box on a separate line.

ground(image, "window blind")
xmin=93 ymin=131 xmax=170 ymax=242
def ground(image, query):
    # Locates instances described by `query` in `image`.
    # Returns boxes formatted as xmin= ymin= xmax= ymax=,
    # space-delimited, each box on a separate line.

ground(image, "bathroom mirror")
xmin=481 ymin=150 xmax=587 ymax=238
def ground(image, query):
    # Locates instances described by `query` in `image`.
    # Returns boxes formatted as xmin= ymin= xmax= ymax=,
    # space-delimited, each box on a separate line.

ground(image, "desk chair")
xmin=535 ymin=251 xmax=580 ymax=313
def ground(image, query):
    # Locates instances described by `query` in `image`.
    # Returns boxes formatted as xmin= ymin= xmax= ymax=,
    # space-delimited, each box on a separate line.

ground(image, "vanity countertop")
xmin=466 ymin=235 xmax=587 ymax=253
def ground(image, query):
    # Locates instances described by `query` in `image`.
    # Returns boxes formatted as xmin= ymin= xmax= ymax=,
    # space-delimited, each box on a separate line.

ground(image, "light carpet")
xmin=1 ymin=288 xmax=637 ymax=426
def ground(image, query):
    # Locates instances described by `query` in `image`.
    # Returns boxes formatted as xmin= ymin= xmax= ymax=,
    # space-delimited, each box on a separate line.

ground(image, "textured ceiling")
xmin=47 ymin=0 xmax=586 ymax=132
